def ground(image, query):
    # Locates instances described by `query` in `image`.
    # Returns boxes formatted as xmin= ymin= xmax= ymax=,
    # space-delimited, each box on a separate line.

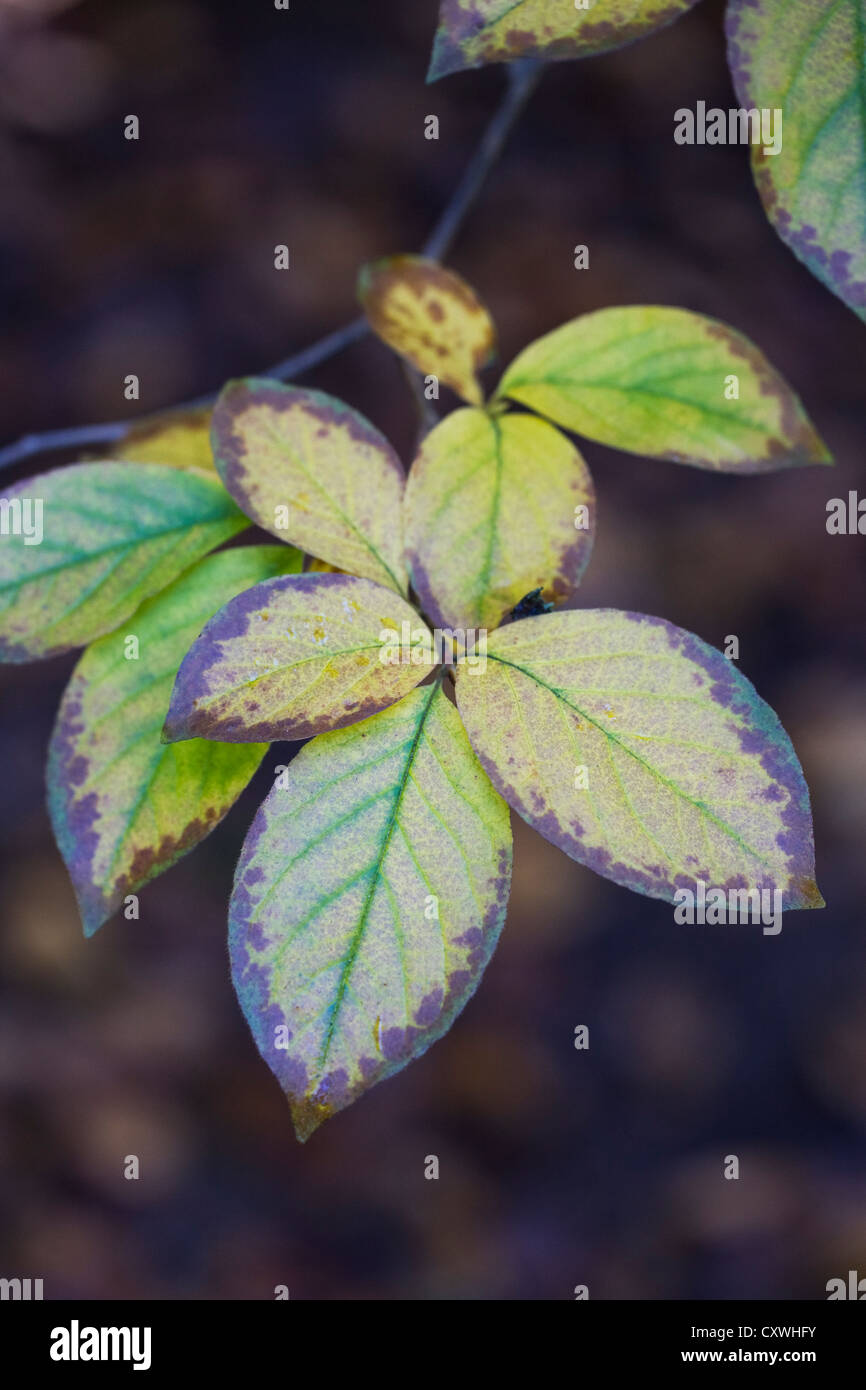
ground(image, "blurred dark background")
xmin=1 ymin=0 xmax=865 ymax=1301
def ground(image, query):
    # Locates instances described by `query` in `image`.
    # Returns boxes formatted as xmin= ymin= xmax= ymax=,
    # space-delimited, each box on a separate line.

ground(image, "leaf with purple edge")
xmin=455 ymin=609 xmax=823 ymax=912
xmin=727 ymin=0 xmax=866 ymax=322
xmin=211 ymin=378 xmax=409 ymax=595
xmin=404 ymin=407 xmax=595 ymax=630
xmin=48 ymin=545 xmax=303 ymax=937
xmin=163 ymin=572 xmax=435 ymax=745
xmin=428 ymin=0 xmax=702 ymax=82
xmin=229 ymin=680 xmax=512 ymax=1140
xmin=0 ymin=462 xmax=250 ymax=663
xmin=497 ymin=307 xmax=830 ymax=472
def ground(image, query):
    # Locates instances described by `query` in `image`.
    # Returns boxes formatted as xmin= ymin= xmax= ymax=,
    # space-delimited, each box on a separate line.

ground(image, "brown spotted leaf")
xmin=358 ymin=254 xmax=496 ymax=405
xmin=428 ymin=0 xmax=702 ymax=81
xmin=114 ymin=407 xmax=217 ymax=473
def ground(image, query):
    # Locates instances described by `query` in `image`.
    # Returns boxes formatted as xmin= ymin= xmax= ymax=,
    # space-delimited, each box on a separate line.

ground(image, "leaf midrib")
xmin=260 ymin=415 xmax=405 ymax=595
xmin=510 ymin=376 xmax=778 ymax=440
xmin=316 ymin=680 xmax=441 ymax=1071
xmin=0 ymin=513 xmax=243 ymax=596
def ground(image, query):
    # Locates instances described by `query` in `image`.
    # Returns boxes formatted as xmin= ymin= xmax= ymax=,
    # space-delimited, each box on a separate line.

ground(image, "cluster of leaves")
xmin=0 ymin=252 xmax=827 ymax=1138
xmin=429 ymin=0 xmax=866 ymax=323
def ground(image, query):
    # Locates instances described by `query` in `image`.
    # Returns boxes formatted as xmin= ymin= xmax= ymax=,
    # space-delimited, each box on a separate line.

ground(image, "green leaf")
xmin=0 ymin=462 xmax=249 ymax=663
xmin=404 ymin=407 xmax=595 ymax=630
xmin=455 ymin=608 xmax=823 ymax=911
xmin=727 ymin=0 xmax=866 ymax=321
xmin=358 ymin=254 xmax=496 ymax=405
xmin=428 ymin=0 xmax=701 ymax=81
xmin=211 ymin=378 xmax=409 ymax=594
xmin=163 ymin=572 xmax=435 ymax=744
xmin=229 ymin=680 xmax=512 ymax=1140
xmin=114 ymin=407 xmax=217 ymax=473
xmin=48 ymin=546 xmax=303 ymax=937
xmin=497 ymin=306 xmax=830 ymax=471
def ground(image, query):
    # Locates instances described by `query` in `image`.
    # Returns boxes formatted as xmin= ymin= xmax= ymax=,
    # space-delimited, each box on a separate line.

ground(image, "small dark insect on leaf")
xmin=509 ymin=587 xmax=554 ymax=622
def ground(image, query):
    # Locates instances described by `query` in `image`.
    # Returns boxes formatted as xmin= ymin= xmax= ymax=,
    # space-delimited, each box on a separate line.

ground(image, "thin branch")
xmin=423 ymin=57 xmax=543 ymax=261
xmin=0 ymin=319 xmax=371 ymax=471
xmin=0 ymin=420 xmax=129 ymax=470
xmin=0 ymin=58 xmax=543 ymax=475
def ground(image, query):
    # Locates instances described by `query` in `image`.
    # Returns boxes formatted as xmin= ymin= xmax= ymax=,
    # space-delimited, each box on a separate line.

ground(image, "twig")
xmin=0 ymin=420 xmax=130 ymax=470
xmin=0 ymin=58 xmax=543 ymax=475
xmin=0 ymin=319 xmax=371 ymax=471
xmin=422 ymin=57 xmax=542 ymax=261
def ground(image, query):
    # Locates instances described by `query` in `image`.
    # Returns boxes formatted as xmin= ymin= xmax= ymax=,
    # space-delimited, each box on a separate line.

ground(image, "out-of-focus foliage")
xmin=727 ymin=0 xmax=866 ymax=322
xmin=428 ymin=0 xmax=701 ymax=81
xmin=115 ymin=408 xmax=217 ymax=474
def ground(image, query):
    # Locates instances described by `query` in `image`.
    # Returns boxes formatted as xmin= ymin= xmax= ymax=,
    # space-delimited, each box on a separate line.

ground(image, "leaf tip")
xmin=81 ymin=899 xmax=108 ymax=939
xmin=426 ymin=32 xmax=467 ymax=83
xmin=160 ymin=716 xmax=183 ymax=745
xmin=797 ymin=419 xmax=833 ymax=468
xmin=794 ymin=877 xmax=825 ymax=911
xmin=814 ymin=438 xmax=834 ymax=466
xmin=289 ymin=1093 xmax=333 ymax=1143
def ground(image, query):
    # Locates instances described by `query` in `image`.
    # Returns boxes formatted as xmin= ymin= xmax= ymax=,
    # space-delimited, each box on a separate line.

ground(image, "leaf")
xmin=115 ymin=407 xmax=216 ymax=473
xmin=163 ymin=572 xmax=435 ymax=744
xmin=404 ymin=407 xmax=595 ymax=630
xmin=47 ymin=545 xmax=303 ymax=937
xmin=0 ymin=462 xmax=249 ymax=663
xmin=229 ymin=680 xmax=512 ymax=1140
xmin=727 ymin=0 xmax=866 ymax=321
xmin=497 ymin=306 xmax=830 ymax=471
xmin=306 ymin=556 xmax=347 ymax=575
xmin=211 ymin=378 xmax=408 ymax=594
xmin=455 ymin=608 xmax=823 ymax=911
xmin=428 ymin=0 xmax=701 ymax=81
xmin=358 ymin=254 xmax=496 ymax=405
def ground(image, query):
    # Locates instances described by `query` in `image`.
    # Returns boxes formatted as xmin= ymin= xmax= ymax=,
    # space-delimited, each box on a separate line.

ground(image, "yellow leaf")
xmin=455 ymin=609 xmax=822 ymax=911
xmin=404 ymin=407 xmax=594 ymax=629
xmin=163 ymin=572 xmax=435 ymax=744
xmin=428 ymin=0 xmax=701 ymax=80
xmin=212 ymin=379 xmax=409 ymax=595
xmin=358 ymin=254 xmax=495 ymax=405
xmin=116 ymin=408 xmax=216 ymax=473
